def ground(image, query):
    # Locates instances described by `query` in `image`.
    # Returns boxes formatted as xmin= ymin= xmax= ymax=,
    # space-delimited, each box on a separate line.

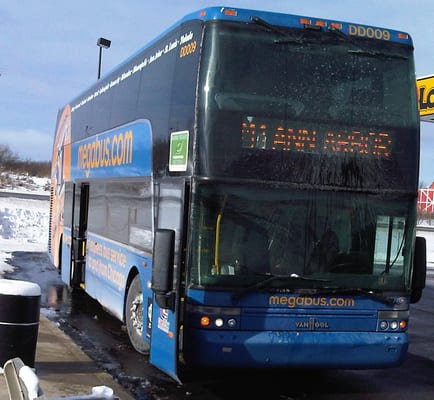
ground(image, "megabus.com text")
xmin=269 ymin=295 xmax=355 ymax=308
xmin=78 ymin=130 xmax=133 ymax=169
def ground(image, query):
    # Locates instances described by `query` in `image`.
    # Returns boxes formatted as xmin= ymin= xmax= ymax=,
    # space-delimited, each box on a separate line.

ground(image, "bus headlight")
xmin=389 ymin=320 xmax=399 ymax=330
xmin=199 ymin=315 xmax=238 ymax=328
xmin=378 ymin=310 xmax=408 ymax=331
xmin=379 ymin=321 xmax=389 ymax=330
xmin=188 ymin=305 xmax=240 ymax=329
xmin=227 ymin=318 xmax=237 ymax=328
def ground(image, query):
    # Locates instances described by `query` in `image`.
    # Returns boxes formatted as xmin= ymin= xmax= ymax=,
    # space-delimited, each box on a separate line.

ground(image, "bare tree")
xmin=0 ymin=143 xmax=50 ymax=177
xmin=0 ymin=144 xmax=19 ymax=170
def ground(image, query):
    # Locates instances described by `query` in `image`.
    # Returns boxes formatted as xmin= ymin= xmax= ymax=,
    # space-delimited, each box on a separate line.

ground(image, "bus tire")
xmin=126 ymin=274 xmax=150 ymax=354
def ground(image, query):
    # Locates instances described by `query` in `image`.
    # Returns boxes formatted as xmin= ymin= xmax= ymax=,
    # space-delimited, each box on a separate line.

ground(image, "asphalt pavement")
xmin=0 ymin=313 xmax=135 ymax=399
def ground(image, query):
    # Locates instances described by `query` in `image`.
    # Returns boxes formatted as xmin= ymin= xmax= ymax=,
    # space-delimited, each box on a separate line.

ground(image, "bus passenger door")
xmin=60 ymin=182 xmax=74 ymax=285
xmin=70 ymin=183 xmax=89 ymax=288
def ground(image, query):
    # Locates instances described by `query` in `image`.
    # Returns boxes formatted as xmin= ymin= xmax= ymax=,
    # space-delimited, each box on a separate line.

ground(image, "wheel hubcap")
xmin=130 ymin=294 xmax=143 ymax=334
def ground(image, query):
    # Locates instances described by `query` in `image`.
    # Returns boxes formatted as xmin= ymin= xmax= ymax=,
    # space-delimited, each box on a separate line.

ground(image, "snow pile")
xmin=0 ymin=174 xmax=49 ymax=276
xmin=18 ymin=365 xmax=41 ymax=399
xmin=0 ymin=198 xmax=49 ymax=242
xmin=0 ymin=278 xmax=41 ymax=295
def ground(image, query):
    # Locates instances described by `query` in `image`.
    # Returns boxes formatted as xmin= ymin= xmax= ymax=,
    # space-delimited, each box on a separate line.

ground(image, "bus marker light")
xmin=395 ymin=297 xmax=407 ymax=305
xmin=200 ymin=316 xmax=211 ymax=326
xmin=330 ymin=22 xmax=343 ymax=29
xmin=223 ymin=9 xmax=237 ymax=17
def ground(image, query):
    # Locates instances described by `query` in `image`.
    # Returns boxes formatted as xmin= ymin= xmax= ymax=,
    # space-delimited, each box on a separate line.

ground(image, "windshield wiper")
xmin=232 ymin=274 xmax=331 ymax=301
xmin=328 ymin=26 xmax=408 ymax=60
xmin=348 ymin=49 xmax=408 ymax=60
xmin=251 ymin=16 xmax=289 ymax=36
xmin=251 ymin=16 xmax=305 ymax=45
xmin=311 ymin=287 xmax=395 ymax=305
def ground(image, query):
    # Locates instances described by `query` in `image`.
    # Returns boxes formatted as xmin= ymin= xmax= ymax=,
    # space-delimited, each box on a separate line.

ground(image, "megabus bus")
xmin=49 ymin=6 xmax=427 ymax=382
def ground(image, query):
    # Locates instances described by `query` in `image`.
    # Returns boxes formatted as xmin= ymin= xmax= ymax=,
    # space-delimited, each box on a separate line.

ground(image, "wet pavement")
xmin=0 ymin=251 xmax=136 ymax=399
xmin=0 ymin=313 xmax=136 ymax=399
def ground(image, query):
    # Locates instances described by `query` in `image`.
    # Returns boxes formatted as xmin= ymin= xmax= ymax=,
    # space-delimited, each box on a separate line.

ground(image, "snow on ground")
xmin=0 ymin=174 xmax=49 ymax=277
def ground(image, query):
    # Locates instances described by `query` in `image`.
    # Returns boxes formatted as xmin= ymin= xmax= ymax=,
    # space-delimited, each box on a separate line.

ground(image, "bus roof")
xmin=125 ymin=6 xmax=413 ymax=69
xmin=182 ymin=6 xmax=412 ymax=44
xmin=65 ymin=6 xmax=413 ymax=112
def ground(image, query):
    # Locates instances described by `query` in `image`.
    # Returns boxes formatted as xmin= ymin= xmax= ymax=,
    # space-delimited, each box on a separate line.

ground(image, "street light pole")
xmin=97 ymin=37 xmax=111 ymax=80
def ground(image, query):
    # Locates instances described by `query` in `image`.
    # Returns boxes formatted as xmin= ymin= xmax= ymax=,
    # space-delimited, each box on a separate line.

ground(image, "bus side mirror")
xmin=151 ymin=229 xmax=175 ymax=310
xmin=411 ymin=236 xmax=426 ymax=303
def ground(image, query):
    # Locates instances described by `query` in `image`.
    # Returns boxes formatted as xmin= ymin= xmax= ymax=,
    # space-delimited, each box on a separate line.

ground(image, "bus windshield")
xmin=188 ymin=180 xmax=415 ymax=292
xmin=196 ymin=22 xmax=419 ymax=190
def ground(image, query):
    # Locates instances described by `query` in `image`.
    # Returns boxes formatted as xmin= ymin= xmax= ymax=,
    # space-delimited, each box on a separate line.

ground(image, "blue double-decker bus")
xmin=49 ymin=6 xmax=426 ymax=382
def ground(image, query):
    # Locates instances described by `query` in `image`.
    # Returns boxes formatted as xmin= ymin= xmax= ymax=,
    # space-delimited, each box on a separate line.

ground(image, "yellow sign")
xmin=417 ymin=75 xmax=434 ymax=122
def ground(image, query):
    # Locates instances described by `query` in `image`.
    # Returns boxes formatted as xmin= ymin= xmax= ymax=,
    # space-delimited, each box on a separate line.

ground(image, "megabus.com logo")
xmin=78 ymin=130 xmax=133 ymax=170
xmin=269 ymin=295 xmax=355 ymax=308
xmin=71 ymin=120 xmax=152 ymax=179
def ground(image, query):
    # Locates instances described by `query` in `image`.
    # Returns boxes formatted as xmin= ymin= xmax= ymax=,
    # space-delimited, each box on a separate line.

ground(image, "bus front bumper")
xmin=182 ymin=330 xmax=408 ymax=369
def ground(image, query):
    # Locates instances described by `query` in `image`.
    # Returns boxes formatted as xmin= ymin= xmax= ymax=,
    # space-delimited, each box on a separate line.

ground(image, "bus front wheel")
xmin=126 ymin=274 xmax=150 ymax=354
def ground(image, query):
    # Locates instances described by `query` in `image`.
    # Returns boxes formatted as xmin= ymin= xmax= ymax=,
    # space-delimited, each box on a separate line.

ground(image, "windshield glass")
xmin=187 ymin=180 xmax=416 ymax=292
xmin=196 ymin=22 xmax=419 ymax=191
